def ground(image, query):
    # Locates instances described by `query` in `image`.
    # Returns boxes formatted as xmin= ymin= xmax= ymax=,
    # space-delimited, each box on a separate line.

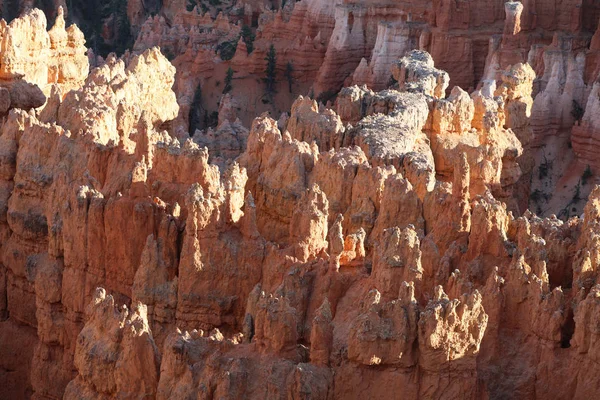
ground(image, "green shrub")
xmin=530 ymin=189 xmax=543 ymax=203
xmin=572 ymin=100 xmax=584 ymax=123
xmin=217 ymin=40 xmax=238 ymax=61
xmin=162 ymin=47 xmax=176 ymax=61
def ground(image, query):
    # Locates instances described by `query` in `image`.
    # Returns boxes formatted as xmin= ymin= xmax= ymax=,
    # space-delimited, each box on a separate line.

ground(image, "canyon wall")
xmin=122 ymin=0 xmax=600 ymax=133
xmin=2 ymin=2 xmax=600 ymax=400
xmin=1 ymin=6 xmax=600 ymax=399
xmin=124 ymin=0 xmax=600 ymax=222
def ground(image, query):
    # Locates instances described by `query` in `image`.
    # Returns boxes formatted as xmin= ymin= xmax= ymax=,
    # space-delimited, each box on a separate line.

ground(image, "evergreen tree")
xmin=65 ymin=0 xmax=132 ymax=56
xmin=217 ymin=39 xmax=237 ymax=61
xmin=189 ymin=84 xmax=203 ymax=135
xmin=240 ymin=25 xmax=255 ymax=54
xmin=223 ymin=67 xmax=234 ymax=94
xmin=264 ymin=44 xmax=277 ymax=101
xmin=3 ymin=0 xmax=21 ymax=22
xmin=186 ymin=0 xmax=198 ymax=12
xmin=104 ymin=0 xmax=133 ymax=55
xmin=146 ymin=0 xmax=163 ymax=16
xmin=284 ymin=61 xmax=294 ymax=93
xmin=34 ymin=0 xmax=55 ymax=18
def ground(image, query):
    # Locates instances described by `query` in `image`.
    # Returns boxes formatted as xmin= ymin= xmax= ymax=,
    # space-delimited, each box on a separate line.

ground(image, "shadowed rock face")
xmin=3 ymin=4 xmax=600 ymax=400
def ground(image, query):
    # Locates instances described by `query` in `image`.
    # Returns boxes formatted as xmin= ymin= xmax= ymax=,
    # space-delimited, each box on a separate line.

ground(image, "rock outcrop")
xmin=3 ymin=4 xmax=600 ymax=400
xmin=63 ymin=288 xmax=160 ymax=400
xmin=0 ymin=7 xmax=88 ymax=96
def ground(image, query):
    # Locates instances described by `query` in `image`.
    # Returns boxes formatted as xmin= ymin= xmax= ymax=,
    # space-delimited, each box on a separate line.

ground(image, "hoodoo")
xmin=1 ymin=1 xmax=600 ymax=399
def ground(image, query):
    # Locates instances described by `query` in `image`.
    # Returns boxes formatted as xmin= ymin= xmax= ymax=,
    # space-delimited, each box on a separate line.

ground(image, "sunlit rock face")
xmin=3 ymin=3 xmax=600 ymax=400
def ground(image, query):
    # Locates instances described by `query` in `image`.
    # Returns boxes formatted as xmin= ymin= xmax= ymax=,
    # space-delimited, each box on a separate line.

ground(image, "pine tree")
xmin=264 ymin=44 xmax=277 ymax=101
xmin=89 ymin=0 xmax=132 ymax=56
xmin=284 ymin=62 xmax=294 ymax=93
xmin=223 ymin=67 xmax=234 ymax=94
xmin=217 ymin=40 xmax=237 ymax=61
xmin=108 ymin=0 xmax=133 ymax=55
xmin=186 ymin=0 xmax=198 ymax=12
xmin=34 ymin=0 xmax=55 ymax=18
xmin=240 ymin=25 xmax=255 ymax=54
xmin=189 ymin=84 xmax=203 ymax=135
xmin=3 ymin=0 xmax=21 ymax=22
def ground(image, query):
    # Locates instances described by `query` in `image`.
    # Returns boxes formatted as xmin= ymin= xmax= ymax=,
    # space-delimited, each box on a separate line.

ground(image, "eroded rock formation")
xmin=2 ymin=4 xmax=600 ymax=400
xmin=118 ymin=0 xmax=600 ymax=220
